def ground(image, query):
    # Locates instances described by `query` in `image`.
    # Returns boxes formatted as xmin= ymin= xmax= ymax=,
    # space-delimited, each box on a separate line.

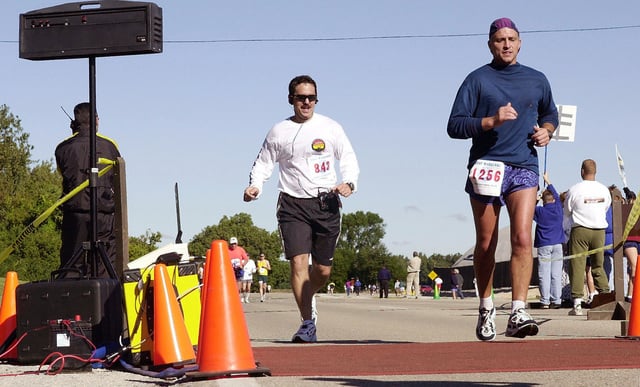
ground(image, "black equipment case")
xmin=15 ymin=278 xmax=123 ymax=366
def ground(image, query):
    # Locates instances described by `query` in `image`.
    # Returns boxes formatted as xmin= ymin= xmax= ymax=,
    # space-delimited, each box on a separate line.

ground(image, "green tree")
xmin=266 ymin=256 xmax=290 ymax=290
xmin=339 ymin=211 xmax=386 ymax=252
xmin=0 ymin=105 xmax=61 ymax=281
xmin=189 ymin=213 xmax=278 ymax=256
xmin=189 ymin=213 xmax=289 ymax=288
xmin=330 ymin=211 xmax=407 ymax=291
xmin=414 ymin=252 xmax=462 ymax=285
xmin=0 ymin=105 xmax=31 ymax=199
xmin=128 ymin=229 xmax=163 ymax=261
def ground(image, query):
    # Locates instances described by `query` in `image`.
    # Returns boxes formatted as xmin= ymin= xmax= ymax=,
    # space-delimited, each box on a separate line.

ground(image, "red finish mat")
xmin=253 ymin=339 xmax=640 ymax=376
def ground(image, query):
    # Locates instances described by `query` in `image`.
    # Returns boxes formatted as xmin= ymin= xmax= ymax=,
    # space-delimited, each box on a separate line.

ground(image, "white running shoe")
xmin=569 ymin=305 xmax=583 ymax=316
xmin=291 ymin=320 xmax=317 ymax=343
xmin=311 ymin=294 xmax=318 ymax=325
xmin=506 ymin=308 xmax=539 ymax=338
xmin=475 ymin=307 xmax=496 ymax=341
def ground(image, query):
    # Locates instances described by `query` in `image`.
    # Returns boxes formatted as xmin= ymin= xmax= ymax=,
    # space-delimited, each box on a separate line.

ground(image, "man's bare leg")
xmin=470 ymin=197 xmax=500 ymax=300
xmin=505 ymin=187 xmax=537 ymax=303
xmin=290 ymin=254 xmax=330 ymax=321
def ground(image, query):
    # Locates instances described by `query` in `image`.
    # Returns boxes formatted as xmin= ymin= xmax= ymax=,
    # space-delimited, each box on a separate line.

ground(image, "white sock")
xmin=511 ymin=300 xmax=525 ymax=313
xmin=573 ymin=298 xmax=582 ymax=307
xmin=480 ymin=297 xmax=493 ymax=310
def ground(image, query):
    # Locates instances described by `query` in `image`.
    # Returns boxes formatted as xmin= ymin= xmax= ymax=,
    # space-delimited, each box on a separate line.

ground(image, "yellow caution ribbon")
xmin=621 ymin=197 xmax=640 ymax=244
xmin=550 ymin=243 xmax=615 ymax=262
xmin=539 ymin=192 xmax=640 ymax=262
xmin=0 ymin=159 xmax=116 ymax=265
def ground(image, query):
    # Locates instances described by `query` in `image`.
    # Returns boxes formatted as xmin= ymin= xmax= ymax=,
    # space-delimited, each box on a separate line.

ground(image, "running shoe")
xmin=311 ymin=294 xmax=318 ymax=325
xmin=569 ymin=305 xmax=583 ymax=316
xmin=291 ymin=320 xmax=317 ymax=343
xmin=506 ymin=308 xmax=539 ymax=338
xmin=476 ymin=307 xmax=496 ymax=341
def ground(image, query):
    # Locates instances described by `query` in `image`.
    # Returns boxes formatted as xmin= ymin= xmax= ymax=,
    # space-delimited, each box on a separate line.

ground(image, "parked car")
xmin=420 ymin=284 xmax=433 ymax=296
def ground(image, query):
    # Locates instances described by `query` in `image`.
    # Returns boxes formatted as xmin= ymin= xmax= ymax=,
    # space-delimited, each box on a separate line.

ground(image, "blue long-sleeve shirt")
xmin=447 ymin=62 xmax=558 ymax=175
xmin=534 ymin=184 xmax=565 ymax=247
xmin=604 ymin=206 xmax=613 ymax=256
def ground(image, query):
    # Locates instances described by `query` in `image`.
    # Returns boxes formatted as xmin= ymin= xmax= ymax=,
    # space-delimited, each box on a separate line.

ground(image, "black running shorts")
xmin=277 ymin=192 xmax=341 ymax=266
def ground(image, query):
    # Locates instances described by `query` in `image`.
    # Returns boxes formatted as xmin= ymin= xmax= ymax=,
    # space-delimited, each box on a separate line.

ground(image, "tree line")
xmin=188 ymin=212 xmax=461 ymax=292
xmin=0 ymin=104 xmax=460 ymax=285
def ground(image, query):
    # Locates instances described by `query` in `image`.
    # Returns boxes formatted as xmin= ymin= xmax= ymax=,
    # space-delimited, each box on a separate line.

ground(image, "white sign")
xmin=616 ymin=144 xmax=628 ymax=188
xmin=554 ymin=105 xmax=577 ymax=142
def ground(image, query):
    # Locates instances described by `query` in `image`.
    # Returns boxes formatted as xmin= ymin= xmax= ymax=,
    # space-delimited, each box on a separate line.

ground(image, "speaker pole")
xmin=89 ymin=56 xmax=98 ymax=278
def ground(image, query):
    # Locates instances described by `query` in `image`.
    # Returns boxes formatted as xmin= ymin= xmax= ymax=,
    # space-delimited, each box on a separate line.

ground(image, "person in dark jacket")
xmin=451 ymin=268 xmax=465 ymax=299
xmin=55 ymin=102 xmax=121 ymax=277
xmin=377 ymin=266 xmax=392 ymax=299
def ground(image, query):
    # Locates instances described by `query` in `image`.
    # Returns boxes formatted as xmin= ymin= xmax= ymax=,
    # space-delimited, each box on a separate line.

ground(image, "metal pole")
xmin=89 ymin=56 xmax=98 ymax=278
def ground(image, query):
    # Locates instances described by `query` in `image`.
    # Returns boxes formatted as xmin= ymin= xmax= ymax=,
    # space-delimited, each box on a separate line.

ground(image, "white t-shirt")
xmin=565 ymin=180 xmax=611 ymax=229
xmin=242 ymin=259 xmax=257 ymax=281
xmin=249 ymin=113 xmax=360 ymax=199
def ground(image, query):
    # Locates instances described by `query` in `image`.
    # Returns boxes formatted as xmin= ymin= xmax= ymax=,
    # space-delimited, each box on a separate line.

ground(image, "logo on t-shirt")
xmin=311 ymin=139 xmax=325 ymax=152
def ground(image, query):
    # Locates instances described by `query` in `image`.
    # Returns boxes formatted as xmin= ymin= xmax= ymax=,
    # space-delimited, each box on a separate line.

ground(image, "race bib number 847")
xmin=469 ymin=160 xmax=505 ymax=197
xmin=307 ymin=154 xmax=335 ymax=184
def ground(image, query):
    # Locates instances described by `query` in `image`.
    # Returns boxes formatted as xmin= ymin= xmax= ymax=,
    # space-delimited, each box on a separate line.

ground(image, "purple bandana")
xmin=489 ymin=18 xmax=519 ymax=38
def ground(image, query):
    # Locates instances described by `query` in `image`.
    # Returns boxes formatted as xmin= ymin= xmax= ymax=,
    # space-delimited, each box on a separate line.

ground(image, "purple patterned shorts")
xmin=465 ymin=164 xmax=538 ymax=206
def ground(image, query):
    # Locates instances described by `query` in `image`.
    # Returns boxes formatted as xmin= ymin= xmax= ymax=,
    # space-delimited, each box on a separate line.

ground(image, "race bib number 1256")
xmin=469 ymin=160 xmax=505 ymax=197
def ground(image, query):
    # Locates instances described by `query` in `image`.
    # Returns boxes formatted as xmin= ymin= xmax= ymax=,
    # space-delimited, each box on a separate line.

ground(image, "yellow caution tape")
xmin=621 ymin=196 xmax=640 ymax=244
xmin=543 ymin=243 xmax=615 ymax=262
xmin=0 ymin=160 xmax=116 ymax=265
xmin=539 ymin=192 xmax=640 ymax=263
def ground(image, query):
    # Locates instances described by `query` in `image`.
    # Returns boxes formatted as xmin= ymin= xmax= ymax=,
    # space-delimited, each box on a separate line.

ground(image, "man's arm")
xmin=244 ymin=136 xmax=277 ymax=201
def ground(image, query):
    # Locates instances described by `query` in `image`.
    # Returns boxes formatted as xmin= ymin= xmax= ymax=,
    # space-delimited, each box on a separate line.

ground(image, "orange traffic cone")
xmin=0 ymin=271 xmax=18 ymax=360
xmin=152 ymin=263 xmax=196 ymax=367
xmin=187 ymin=240 xmax=270 ymax=379
xmin=627 ymin=260 xmax=640 ymax=336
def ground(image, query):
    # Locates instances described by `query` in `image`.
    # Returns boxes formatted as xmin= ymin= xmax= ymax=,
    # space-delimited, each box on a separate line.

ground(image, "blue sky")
xmin=1 ymin=1 xmax=639 ymax=258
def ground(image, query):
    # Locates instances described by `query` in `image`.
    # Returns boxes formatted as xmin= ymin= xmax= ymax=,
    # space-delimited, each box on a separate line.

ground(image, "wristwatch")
xmin=346 ymin=182 xmax=355 ymax=191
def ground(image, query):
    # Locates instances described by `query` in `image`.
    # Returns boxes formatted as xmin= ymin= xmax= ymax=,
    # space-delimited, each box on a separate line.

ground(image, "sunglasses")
xmin=292 ymin=94 xmax=317 ymax=103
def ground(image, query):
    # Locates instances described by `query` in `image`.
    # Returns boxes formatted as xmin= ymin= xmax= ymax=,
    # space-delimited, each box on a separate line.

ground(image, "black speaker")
xmin=19 ymin=1 xmax=162 ymax=60
xmin=15 ymin=278 xmax=123 ymax=366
